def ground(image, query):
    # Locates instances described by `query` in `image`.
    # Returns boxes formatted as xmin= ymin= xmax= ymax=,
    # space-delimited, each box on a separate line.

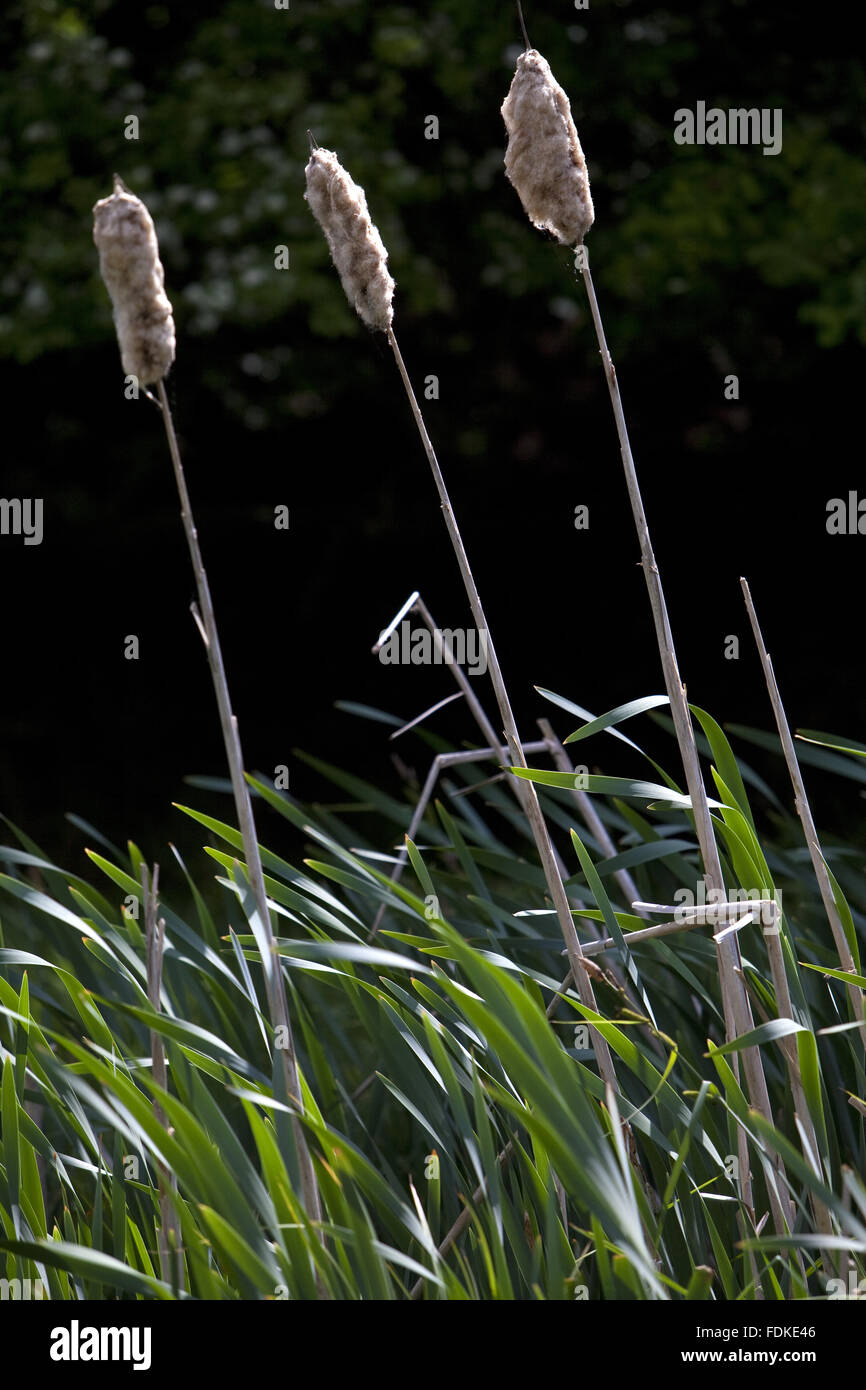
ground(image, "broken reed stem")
xmin=366 ymin=736 xmax=557 ymax=942
xmin=537 ymin=716 xmax=645 ymax=999
xmin=385 ymin=328 xmax=620 ymax=1093
xmin=409 ymin=604 xmax=578 ymax=896
xmin=367 ymin=596 xmax=584 ymax=939
xmin=142 ymin=862 xmax=184 ymax=1291
xmin=579 ymin=911 xmax=711 ymax=957
xmin=537 ymin=717 xmax=648 ymax=921
xmin=155 ymin=380 xmax=324 ymax=1241
xmin=740 ymin=576 xmax=865 ymax=1038
xmin=577 ymin=263 xmax=798 ymax=1243
xmin=413 ymin=595 xmax=504 ymax=755
xmin=401 ymin=614 xmax=601 ymax=909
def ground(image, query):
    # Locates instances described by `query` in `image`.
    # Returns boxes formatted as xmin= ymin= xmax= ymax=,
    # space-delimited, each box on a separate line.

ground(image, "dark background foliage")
xmin=0 ymin=0 xmax=863 ymax=867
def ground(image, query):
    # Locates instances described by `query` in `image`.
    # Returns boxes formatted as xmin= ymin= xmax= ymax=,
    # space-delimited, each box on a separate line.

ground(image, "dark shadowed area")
xmin=1 ymin=0 xmax=863 ymax=869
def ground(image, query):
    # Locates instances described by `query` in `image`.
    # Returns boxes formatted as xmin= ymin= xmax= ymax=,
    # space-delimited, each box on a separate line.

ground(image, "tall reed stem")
xmin=741 ymin=576 xmax=865 ymax=1038
xmin=155 ymin=380 xmax=323 ymax=1236
xmin=385 ymin=329 xmax=620 ymax=1092
xmin=577 ymin=261 xmax=796 ymax=1241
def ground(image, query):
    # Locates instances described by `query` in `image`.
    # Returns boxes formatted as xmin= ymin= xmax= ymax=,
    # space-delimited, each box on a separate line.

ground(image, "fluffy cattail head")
xmin=501 ymin=49 xmax=594 ymax=247
xmin=304 ymin=147 xmax=395 ymax=332
xmin=92 ymin=177 xmax=175 ymax=385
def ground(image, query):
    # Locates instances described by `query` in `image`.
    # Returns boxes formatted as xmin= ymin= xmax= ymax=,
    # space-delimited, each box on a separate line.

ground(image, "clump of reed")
xmin=304 ymin=140 xmax=624 ymax=1098
xmin=1 ymin=18 xmax=858 ymax=1308
xmin=499 ymin=33 xmax=785 ymax=1240
xmin=498 ymin=26 xmax=863 ymax=1262
xmin=300 ymin=17 xmax=863 ymax=1282
xmin=92 ymin=176 xmax=323 ymax=1252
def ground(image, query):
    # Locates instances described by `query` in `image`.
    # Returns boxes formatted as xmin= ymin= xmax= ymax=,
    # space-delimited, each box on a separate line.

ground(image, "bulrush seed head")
xmin=501 ymin=49 xmax=594 ymax=247
xmin=92 ymin=177 xmax=175 ymax=385
xmin=304 ymin=147 xmax=395 ymax=332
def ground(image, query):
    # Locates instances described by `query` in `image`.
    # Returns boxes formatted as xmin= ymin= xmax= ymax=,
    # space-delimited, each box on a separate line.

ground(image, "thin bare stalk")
xmin=412 ymin=595 xmax=505 ymax=754
xmin=412 ymin=597 xmax=569 ymax=873
xmin=410 ymin=600 xmax=581 ymax=892
xmin=393 ymin=613 xmax=620 ymax=924
xmin=740 ymin=576 xmax=865 ymax=1037
xmin=155 ymin=380 xmax=323 ymax=1238
xmin=577 ymin=261 xmax=796 ymax=1244
xmin=385 ymin=328 xmax=621 ymax=1092
xmin=369 ymin=591 xmax=588 ymax=934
